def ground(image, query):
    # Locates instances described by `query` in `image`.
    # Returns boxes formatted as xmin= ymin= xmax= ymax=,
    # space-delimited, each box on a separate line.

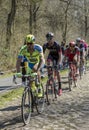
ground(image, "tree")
xmin=83 ymin=0 xmax=89 ymax=39
xmin=60 ymin=0 xmax=72 ymax=43
xmin=25 ymin=0 xmax=43 ymax=34
xmin=6 ymin=0 xmax=16 ymax=48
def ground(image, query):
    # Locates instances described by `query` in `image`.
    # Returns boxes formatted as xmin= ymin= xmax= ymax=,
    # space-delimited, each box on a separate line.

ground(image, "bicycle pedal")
xmin=52 ymin=99 xmax=54 ymax=101
xmin=55 ymin=96 xmax=57 ymax=99
xmin=47 ymin=102 xmax=50 ymax=105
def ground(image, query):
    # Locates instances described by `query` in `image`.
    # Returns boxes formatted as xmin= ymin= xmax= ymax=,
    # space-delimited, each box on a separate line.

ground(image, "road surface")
xmin=0 ymin=71 xmax=89 ymax=130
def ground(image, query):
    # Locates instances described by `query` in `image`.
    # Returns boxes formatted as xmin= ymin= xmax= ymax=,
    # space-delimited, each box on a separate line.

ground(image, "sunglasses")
xmin=70 ymin=46 xmax=75 ymax=48
xmin=47 ymin=37 xmax=53 ymax=41
xmin=27 ymin=42 xmax=33 ymax=45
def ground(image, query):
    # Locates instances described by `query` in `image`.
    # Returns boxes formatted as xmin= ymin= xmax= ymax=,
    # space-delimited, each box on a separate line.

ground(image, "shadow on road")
xmin=0 ymin=115 xmax=23 ymax=129
xmin=0 ymin=105 xmax=24 ymax=129
xmin=0 ymin=105 xmax=21 ymax=111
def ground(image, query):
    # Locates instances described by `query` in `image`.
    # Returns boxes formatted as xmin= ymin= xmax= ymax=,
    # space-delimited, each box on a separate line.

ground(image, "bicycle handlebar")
xmin=44 ymin=64 xmax=59 ymax=70
xmin=15 ymin=72 xmax=37 ymax=77
xmin=13 ymin=72 xmax=38 ymax=84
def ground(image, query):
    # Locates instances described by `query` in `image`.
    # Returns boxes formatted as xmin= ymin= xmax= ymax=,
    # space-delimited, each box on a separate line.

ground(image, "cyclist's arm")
xmin=57 ymin=45 xmax=62 ymax=64
xmin=43 ymin=44 xmax=47 ymax=54
xmin=37 ymin=52 xmax=45 ymax=71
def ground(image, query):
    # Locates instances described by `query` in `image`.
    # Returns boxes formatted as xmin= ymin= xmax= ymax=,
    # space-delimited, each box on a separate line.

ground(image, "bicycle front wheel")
xmin=46 ymin=80 xmax=55 ymax=105
xmin=68 ymin=72 xmax=73 ymax=91
xmin=21 ymin=87 xmax=32 ymax=125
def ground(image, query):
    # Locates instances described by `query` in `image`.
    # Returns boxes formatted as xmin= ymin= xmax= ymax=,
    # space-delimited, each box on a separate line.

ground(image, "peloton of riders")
xmin=16 ymin=32 xmax=89 ymax=97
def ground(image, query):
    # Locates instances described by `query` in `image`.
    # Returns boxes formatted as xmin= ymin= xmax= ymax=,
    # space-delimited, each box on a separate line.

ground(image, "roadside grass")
xmin=0 ymin=76 xmax=48 ymax=108
xmin=0 ymin=70 xmax=67 ymax=108
xmin=0 ymin=72 xmax=14 ymax=79
xmin=0 ymin=87 xmax=24 ymax=108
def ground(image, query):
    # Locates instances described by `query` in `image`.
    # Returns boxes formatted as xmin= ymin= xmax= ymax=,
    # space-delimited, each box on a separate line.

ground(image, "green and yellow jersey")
xmin=18 ymin=44 xmax=43 ymax=69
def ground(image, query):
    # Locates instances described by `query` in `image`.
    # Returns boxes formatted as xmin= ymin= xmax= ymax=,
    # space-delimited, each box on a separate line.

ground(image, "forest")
xmin=0 ymin=0 xmax=89 ymax=70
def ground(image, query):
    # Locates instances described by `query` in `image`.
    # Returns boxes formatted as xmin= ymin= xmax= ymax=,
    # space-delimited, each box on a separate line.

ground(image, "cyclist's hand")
xmin=43 ymin=64 xmax=47 ymax=68
xmin=35 ymin=67 xmax=40 ymax=73
xmin=58 ymin=63 xmax=62 ymax=69
xmin=15 ymin=72 xmax=22 ymax=77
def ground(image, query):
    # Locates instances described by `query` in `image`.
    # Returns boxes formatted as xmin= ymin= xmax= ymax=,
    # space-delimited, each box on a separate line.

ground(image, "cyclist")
xmin=80 ymin=39 xmax=88 ymax=59
xmin=64 ymin=41 xmax=80 ymax=76
xmin=76 ymin=38 xmax=86 ymax=73
xmin=16 ymin=34 xmax=45 ymax=97
xmin=43 ymin=32 xmax=62 ymax=96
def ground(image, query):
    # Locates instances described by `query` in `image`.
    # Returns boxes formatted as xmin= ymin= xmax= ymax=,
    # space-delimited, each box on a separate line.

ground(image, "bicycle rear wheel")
xmin=35 ymin=83 xmax=45 ymax=113
xmin=21 ymin=87 xmax=32 ymax=125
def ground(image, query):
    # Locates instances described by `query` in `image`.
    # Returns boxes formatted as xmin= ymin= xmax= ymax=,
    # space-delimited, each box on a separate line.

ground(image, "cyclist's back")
xmin=43 ymin=41 xmax=61 ymax=60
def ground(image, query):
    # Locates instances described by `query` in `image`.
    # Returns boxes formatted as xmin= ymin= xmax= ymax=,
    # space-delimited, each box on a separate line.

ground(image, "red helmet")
xmin=69 ymin=41 xmax=75 ymax=47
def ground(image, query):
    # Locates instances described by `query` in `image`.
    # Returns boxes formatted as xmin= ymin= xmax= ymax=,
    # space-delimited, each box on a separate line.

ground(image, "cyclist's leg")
xmin=79 ymin=57 xmax=85 ymax=76
xmin=83 ymin=56 xmax=86 ymax=74
xmin=33 ymin=63 xmax=43 ymax=97
xmin=26 ymin=63 xmax=37 ymax=93
xmin=53 ymin=60 xmax=57 ymax=80
xmin=68 ymin=63 xmax=73 ymax=90
xmin=55 ymin=59 xmax=62 ymax=96
xmin=76 ymin=61 xmax=79 ymax=76
xmin=74 ymin=63 xmax=78 ymax=87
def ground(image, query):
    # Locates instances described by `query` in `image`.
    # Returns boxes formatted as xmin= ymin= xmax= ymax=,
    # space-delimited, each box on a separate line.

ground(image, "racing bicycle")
xmin=13 ymin=72 xmax=45 ymax=125
xmin=44 ymin=64 xmax=59 ymax=105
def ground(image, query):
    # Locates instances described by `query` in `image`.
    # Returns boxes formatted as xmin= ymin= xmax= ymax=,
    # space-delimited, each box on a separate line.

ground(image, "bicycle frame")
xmin=45 ymin=65 xmax=59 ymax=105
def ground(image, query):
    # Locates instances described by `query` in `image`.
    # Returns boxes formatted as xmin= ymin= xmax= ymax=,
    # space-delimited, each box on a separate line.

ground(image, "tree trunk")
xmin=29 ymin=3 xmax=33 ymax=34
xmin=6 ymin=0 xmax=16 ymax=48
xmin=84 ymin=0 xmax=88 ymax=39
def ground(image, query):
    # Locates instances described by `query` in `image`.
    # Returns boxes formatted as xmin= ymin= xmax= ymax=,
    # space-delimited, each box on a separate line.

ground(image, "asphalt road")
xmin=0 ymin=71 xmax=47 ymax=94
xmin=0 ymin=75 xmax=22 ymax=93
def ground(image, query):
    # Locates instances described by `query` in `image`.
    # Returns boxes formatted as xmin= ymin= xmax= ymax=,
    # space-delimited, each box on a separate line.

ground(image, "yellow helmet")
xmin=25 ymin=34 xmax=35 ymax=44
